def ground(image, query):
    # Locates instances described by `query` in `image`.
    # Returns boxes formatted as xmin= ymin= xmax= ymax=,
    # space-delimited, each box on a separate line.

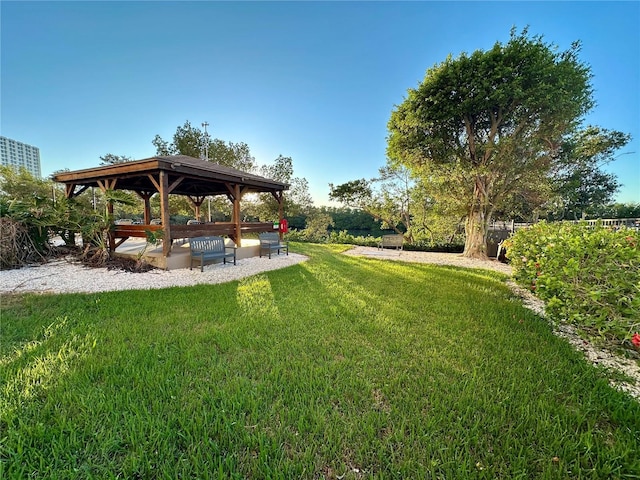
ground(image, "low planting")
xmin=505 ymin=221 xmax=640 ymax=347
xmin=286 ymin=229 xmax=465 ymax=252
xmin=1 ymin=243 xmax=639 ymax=478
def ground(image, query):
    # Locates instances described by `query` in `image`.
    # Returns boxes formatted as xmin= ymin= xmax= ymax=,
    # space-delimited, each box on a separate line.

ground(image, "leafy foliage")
xmin=0 ymin=167 xmax=86 ymax=268
xmin=248 ymin=155 xmax=313 ymax=221
xmin=505 ymin=221 xmax=640 ymax=345
xmin=329 ymin=164 xmax=415 ymax=238
xmin=152 ymin=120 xmax=257 ymax=172
xmin=387 ymin=28 xmax=595 ymax=258
xmin=545 ymin=127 xmax=629 ymax=220
xmin=588 ymin=202 xmax=640 ymax=220
xmin=99 ymin=154 xmax=133 ymax=165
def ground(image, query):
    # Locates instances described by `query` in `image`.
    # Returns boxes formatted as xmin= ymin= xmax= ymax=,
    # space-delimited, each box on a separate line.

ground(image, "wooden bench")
xmin=378 ymin=234 xmax=404 ymax=251
xmin=258 ymin=232 xmax=289 ymax=259
xmin=189 ymin=236 xmax=236 ymax=272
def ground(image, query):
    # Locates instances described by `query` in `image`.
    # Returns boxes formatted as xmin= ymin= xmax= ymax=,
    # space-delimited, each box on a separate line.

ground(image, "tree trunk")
xmin=462 ymin=177 xmax=490 ymax=259
xmin=463 ymin=209 xmax=489 ymax=259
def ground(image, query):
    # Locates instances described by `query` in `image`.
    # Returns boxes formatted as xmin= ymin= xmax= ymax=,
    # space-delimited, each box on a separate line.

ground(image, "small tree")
xmin=302 ymin=211 xmax=334 ymax=242
xmin=99 ymin=154 xmax=133 ymax=165
xmin=250 ymin=155 xmax=313 ymax=222
xmin=329 ymin=164 xmax=414 ymax=240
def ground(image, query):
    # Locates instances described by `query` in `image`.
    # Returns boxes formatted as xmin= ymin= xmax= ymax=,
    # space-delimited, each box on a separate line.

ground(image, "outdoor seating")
xmin=189 ymin=236 xmax=236 ymax=272
xmin=259 ymin=232 xmax=289 ymax=258
xmin=378 ymin=234 xmax=404 ymax=251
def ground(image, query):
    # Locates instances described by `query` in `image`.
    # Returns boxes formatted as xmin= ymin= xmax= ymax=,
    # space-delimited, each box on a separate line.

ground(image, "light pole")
xmin=201 ymin=121 xmax=209 ymax=161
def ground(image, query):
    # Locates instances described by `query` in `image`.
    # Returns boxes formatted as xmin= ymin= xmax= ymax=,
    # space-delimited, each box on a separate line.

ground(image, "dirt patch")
xmin=103 ymin=256 xmax=156 ymax=273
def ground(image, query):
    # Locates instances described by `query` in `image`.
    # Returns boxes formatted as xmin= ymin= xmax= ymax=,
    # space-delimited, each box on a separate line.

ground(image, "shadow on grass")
xmin=1 ymin=242 xmax=639 ymax=478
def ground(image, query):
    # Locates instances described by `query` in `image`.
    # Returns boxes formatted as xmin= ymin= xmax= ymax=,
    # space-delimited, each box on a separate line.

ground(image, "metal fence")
xmin=489 ymin=218 xmax=640 ymax=233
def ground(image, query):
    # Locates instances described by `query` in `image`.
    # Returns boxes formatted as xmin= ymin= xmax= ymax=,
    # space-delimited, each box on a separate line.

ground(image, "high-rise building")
xmin=0 ymin=136 xmax=42 ymax=178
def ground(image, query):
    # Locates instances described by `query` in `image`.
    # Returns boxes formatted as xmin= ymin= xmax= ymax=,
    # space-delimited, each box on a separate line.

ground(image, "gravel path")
xmin=342 ymin=246 xmax=513 ymax=275
xmin=0 ymin=247 xmax=509 ymax=295
xmin=0 ymin=253 xmax=308 ymax=295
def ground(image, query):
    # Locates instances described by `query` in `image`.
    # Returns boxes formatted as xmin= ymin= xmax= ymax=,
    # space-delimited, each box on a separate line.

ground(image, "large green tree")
xmin=387 ymin=28 xmax=594 ymax=258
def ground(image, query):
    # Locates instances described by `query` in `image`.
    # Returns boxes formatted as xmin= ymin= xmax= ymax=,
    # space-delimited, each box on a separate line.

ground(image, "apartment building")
xmin=0 ymin=136 xmax=42 ymax=177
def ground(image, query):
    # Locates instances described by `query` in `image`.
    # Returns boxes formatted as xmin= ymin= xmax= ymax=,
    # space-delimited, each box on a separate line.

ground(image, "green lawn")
xmin=1 ymin=243 xmax=638 ymax=479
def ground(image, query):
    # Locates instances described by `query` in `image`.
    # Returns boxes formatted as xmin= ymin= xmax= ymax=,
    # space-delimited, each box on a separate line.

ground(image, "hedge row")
xmin=286 ymin=229 xmax=465 ymax=252
xmin=505 ymin=221 xmax=640 ymax=345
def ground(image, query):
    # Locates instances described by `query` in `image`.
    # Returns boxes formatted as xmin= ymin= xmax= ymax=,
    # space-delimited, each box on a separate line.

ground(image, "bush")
xmin=287 ymin=228 xmax=465 ymax=252
xmin=327 ymin=230 xmax=379 ymax=247
xmin=505 ymin=221 xmax=640 ymax=345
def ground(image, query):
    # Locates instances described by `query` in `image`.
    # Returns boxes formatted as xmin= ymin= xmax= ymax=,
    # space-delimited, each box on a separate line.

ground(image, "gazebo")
xmin=53 ymin=155 xmax=288 ymax=263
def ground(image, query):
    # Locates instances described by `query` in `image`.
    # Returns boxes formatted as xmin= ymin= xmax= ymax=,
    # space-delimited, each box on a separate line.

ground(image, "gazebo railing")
xmin=112 ymin=222 xmax=278 ymax=246
xmin=112 ymin=224 xmax=163 ymax=238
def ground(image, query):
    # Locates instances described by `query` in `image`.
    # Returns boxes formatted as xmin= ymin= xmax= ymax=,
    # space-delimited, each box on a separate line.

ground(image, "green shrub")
xmin=505 ymin=221 xmax=640 ymax=344
xmin=288 ymin=228 xmax=465 ymax=252
xmin=327 ymin=229 xmax=379 ymax=247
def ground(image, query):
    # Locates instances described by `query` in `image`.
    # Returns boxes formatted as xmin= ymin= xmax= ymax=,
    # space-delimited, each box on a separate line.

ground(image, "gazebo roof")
xmin=53 ymin=155 xmax=289 ymax=196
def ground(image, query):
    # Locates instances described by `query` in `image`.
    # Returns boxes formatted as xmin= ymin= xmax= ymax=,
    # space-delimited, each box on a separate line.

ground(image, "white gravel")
xmin=0 ymin=253 xmax=308 ymax=295
xmin=342 ymin=245 xmax=513 ymax=274
xmin=0 ymin=247 xmax=509 ymax=295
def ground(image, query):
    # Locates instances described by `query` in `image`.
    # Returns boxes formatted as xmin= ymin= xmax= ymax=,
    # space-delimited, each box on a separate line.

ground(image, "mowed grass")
xmin=1 ymin=243 xmax=639 ymax=479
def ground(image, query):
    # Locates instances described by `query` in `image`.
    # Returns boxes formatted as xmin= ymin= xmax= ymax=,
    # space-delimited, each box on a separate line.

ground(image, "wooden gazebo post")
xmin=159 ymin=170 xmax=172 ymax=256
xmin=187 ymin=196 xmax=206 ymax=221
xmin=223 ymin=183 xmax=249 ymax=247
xmin=137 ymin=191 xmax=154 ymax=224
xmin=272 ymin=191 xmax=285 ymax=240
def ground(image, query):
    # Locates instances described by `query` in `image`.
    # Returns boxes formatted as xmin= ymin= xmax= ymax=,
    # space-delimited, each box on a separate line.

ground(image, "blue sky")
xmin=2 ymin=1 xmax=639 ymax=206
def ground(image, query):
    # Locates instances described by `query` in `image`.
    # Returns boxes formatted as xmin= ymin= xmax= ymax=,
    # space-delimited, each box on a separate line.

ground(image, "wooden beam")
xmin=187 ymin=195 xmax=206 ymax=221
xmin=270 ymin=190 xmax=283 ymax=203
xmin=73 ymin=185 xmax=91 ymax=197
xmin=167 ymin=176 xmax=184 ymax=194
xmin=64 ymin=184 xmax=90 ymax=199
xmin=64 ymin=184 xmax=75 ymax=198
xmin=147 ymin=174 xmax=161 ymax=192
xmin=97 ymin=178 xmax=117 ymax=192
